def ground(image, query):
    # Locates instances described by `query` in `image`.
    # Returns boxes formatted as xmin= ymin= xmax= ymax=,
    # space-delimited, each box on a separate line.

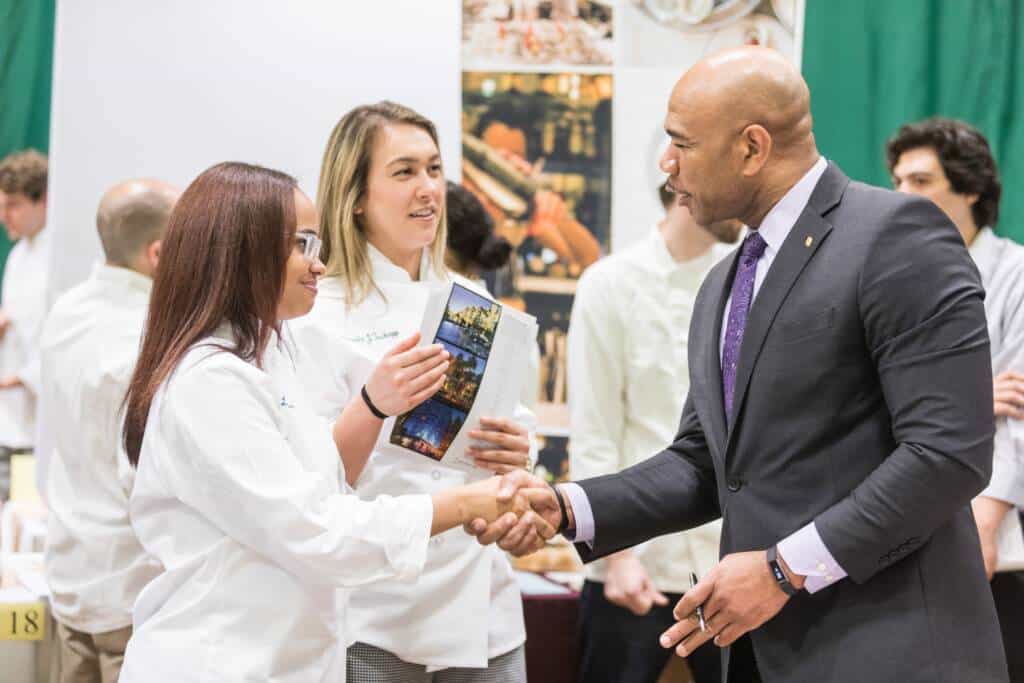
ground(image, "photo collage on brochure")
xmin=391 ymin=284 xmax=502 ymax=461
xmin=460 ymin=1 xmax=804 ymax=483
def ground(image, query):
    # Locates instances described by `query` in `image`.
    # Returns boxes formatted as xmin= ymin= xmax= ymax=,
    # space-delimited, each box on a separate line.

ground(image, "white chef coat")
xmin=969 ymin=227 xmax=1024 ymax=570
xmin=41 ymin=263 xmax=161 ymax=633
xmin=120 ymin=326 xmax=433 ymax=683
xmin=568 ymin=230 xmax=729 ymax=592
xmin=0 ymin=226 xmax=51 ymax=447
xmin=289 ymin=245 xmax=527 ymax=670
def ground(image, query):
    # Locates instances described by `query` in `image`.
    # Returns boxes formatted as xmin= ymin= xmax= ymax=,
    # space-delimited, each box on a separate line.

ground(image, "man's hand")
xmin=994 ymin=371 xmax=1024 ymax=419
xmin=604 ymin=551 xmax=668 ymax=616
xmin=972 ymin=496 xmax=1012 ymax=580
xmin=0 ymin=375 xmax=23 ymax=390
xmin=463 ymin=470 xmax=562 ymax=556
xmin=659 ymin=550 xmax=799 ymax=656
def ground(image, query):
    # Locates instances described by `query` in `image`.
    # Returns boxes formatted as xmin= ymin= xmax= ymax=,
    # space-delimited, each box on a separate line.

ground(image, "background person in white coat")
xmin=888 ymin=117 xmax=1024 ymax=681
xmin=290 ymin=102 xmax=535 ymax=682
xmin=117 ymin=162 xmax=548 ymax=683
xmin=567 ymin=181 xmax=740 ymax=683
xmin=0 ymin=149 xmax=50 ymax=448
xmin=41 ymin=178 xmax=178 ymax=683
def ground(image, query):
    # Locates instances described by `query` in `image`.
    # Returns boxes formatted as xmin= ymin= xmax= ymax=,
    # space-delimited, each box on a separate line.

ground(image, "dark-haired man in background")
xmin=889 ymin=117 xmax=1024 ymax=680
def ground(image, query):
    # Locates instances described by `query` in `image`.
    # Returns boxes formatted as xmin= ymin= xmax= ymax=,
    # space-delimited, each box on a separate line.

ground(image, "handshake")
xmin=451 ymin=470 xmax=571 ymax=556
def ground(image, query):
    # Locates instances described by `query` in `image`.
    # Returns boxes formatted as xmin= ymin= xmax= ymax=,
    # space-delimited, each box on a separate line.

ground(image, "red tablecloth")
xmin=522 ymin=590 xmax=580 ymax=683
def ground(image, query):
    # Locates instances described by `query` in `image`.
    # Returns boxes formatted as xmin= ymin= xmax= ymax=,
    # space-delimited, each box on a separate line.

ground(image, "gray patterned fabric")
xmin=346 ymin=642 xmax=526 ymax=683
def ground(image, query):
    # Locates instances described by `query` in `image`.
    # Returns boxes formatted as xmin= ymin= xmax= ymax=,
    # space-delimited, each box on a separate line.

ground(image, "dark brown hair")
xmin=445 ymin=181 xmax=512 ymax=272
xmin=886 ymin=117 xmax=1001 ymax=228
xmin=123 ymin=162 xmax=297 ymax=465
xmin=0 ymin=149 xmax=47 ymax=201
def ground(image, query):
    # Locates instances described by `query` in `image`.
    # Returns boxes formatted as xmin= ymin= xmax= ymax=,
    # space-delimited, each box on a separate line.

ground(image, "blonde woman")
xmin=291 ymin=102 xmax=536 ymax=682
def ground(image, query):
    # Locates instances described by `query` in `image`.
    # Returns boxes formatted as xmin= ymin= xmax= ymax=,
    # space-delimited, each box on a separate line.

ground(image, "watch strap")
xmin=767 ymin=544 xmax=799 ymax=596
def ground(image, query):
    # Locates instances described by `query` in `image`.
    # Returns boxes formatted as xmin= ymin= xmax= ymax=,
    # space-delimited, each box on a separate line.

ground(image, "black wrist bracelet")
xmin=360 ymin=385 xmax=389 ymax=420
xmin=767 ymin=544 xmax=799 ymax=596
xmin=549 ymin=483 xmax=569 ymax=535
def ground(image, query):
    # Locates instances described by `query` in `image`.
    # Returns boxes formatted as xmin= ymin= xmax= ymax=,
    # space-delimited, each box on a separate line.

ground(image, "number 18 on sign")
xmin=2 ymin=602 xmax=45 ymax=640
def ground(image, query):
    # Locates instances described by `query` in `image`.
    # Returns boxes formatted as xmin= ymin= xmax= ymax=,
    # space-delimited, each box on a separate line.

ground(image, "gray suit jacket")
xmin=575 ymin=164 xmax=1008 ymax=683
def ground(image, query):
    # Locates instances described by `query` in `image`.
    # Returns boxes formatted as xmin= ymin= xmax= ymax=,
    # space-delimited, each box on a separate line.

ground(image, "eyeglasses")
xmin=295 ymin=233 xmax=322 ymax=263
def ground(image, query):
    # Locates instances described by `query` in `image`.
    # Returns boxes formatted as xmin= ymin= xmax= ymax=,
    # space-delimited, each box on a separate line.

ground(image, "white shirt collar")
xmin=92 ymin=261 xmax=153 ymax=295
xmin=754 ymin=156 xmax=828 ymax=254
xmin=366 ymin=242 xmax=434 ymax=284
xmin=967 ymin=226 xmax=998 ymax=277
xmin=648 ymin=226 xmax=722 ymax=277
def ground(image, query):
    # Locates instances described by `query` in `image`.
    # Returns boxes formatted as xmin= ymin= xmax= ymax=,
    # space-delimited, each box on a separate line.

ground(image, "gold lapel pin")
xmin=804 ymin=235 xmax=813 ymax=248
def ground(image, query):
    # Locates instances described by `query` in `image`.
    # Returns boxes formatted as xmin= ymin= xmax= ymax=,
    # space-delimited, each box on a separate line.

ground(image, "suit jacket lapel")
xmin=702 ymin=252 xmax=738 ymax=456
xmin=725 ymin=163 xmax=849 ymax=449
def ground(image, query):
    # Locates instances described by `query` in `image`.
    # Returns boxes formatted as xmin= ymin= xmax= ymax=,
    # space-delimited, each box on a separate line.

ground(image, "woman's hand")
xmin=462 ymin=476 xmax=554 ymax=530
xmin=467 ymin=417 xmax=531 ymax=474
xmin=363 ymin=332 xmax=449 ymax=417
xmin=430 ymin=474 xmax=554 ymax=539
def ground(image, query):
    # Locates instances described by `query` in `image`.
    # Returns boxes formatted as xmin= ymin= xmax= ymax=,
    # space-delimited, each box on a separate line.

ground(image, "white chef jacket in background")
xmin=969 ymin=227 xmax=1024 ymax=570
xmin=0 ymin=226 xmax=51 ymax=447
xmin=41 ymin=263 xmax=161 ymax=633
xmin=120 ymin=328 xmax=433 ymax=683
xmin=290 ymin=245 xmax=528 ymax=670
xmin=568 ymin=230 xmax=730 ymax=591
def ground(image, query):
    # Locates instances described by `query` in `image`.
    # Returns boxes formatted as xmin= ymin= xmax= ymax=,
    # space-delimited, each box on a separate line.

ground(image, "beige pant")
xmin=56 ymin=622 xmax=132 ymax=683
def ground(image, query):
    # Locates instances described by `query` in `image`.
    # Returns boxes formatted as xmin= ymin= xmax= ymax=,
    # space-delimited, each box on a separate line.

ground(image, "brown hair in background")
xmin=0 ymin=149 xmax=48 ymax=200
xmin=122 ymin=161 xmax=297 ymax=465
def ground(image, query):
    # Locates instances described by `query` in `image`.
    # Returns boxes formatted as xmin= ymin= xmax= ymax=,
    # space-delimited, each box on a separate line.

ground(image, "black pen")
xmin=689 ymin=571 xmax=706 ymax=632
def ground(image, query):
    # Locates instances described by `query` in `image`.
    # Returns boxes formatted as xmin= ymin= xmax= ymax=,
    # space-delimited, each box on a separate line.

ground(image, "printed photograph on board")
xmin=461 ymin=70 xmax=612 ymax=284
xmin=620 ymin=0 xmax=802 ymax=68
xmin=391 ymin=399 xmax=469 ymax=461
xmin=462 ymin=0 xmax=614 ymax=69
xmin=437 ymin=340 xmax=487 ymax=413
xmin=391 ymin=284 xmax=503 ymax=460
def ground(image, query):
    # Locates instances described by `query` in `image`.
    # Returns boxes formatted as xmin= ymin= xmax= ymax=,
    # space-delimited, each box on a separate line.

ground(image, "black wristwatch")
xmin=549 ymin=483 xmax=570 ymax=535
xmin=767 ymin=545 xmax=799 ymax=596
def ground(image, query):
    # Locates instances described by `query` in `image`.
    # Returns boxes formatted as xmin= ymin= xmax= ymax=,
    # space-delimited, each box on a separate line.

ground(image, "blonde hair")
xmin=317 ymin=101 xmax=448 ymax=306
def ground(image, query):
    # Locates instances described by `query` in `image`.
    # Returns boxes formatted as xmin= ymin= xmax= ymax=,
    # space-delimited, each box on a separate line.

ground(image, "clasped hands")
xmin=462 ymin=470 xmax=801 ymax=657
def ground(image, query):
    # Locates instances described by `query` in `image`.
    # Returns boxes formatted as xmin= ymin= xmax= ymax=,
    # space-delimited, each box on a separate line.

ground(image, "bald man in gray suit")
xmin=470 ymin=47 xmax=1008 ymax=683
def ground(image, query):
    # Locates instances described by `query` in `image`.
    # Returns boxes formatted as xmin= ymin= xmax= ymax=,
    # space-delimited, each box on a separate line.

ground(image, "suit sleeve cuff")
xmin=560 ymin=482 xmax=595 ymax=545
xmin=777 ymin=522 xmax=848 ymax=594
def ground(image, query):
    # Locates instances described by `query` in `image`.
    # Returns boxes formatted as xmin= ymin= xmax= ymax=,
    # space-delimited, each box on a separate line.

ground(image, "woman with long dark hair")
xmin=118 ymin=162 xmax=544 ymax=682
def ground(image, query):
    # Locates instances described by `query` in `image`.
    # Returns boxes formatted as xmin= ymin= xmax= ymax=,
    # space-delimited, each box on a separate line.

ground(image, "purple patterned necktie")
xmin=722 ymin=231 xmax=768 ymax=419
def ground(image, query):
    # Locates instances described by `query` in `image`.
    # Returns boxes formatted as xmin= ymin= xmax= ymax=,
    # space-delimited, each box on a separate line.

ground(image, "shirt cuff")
xmin=980 ymin=421 xmax=1024 ymax=508
xmin=560 ymin=482 xmax=595 ymax=544
xmin=776 ymin=522 xmax=847 ymax=594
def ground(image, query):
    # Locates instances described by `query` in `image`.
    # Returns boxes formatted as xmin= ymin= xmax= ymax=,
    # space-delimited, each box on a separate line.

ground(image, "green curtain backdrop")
xmin=0 ymin=0 xmax=55 ymax=267
xmin=804 ymin=0 xmax=1024 ymax=242
xmin=1 ymin=2 xmax=1021 ymax=246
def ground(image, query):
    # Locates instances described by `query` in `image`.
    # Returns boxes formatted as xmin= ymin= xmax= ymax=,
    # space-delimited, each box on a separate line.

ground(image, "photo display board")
xmin=459 ymin=0 xmax=805 ymax=482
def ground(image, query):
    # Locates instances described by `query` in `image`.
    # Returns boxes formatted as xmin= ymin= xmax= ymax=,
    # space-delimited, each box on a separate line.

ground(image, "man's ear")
xmin=147 ymin=239 xmax=162 ymax=271
xmin=738 ymin=124 xmax=772 ymax=177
